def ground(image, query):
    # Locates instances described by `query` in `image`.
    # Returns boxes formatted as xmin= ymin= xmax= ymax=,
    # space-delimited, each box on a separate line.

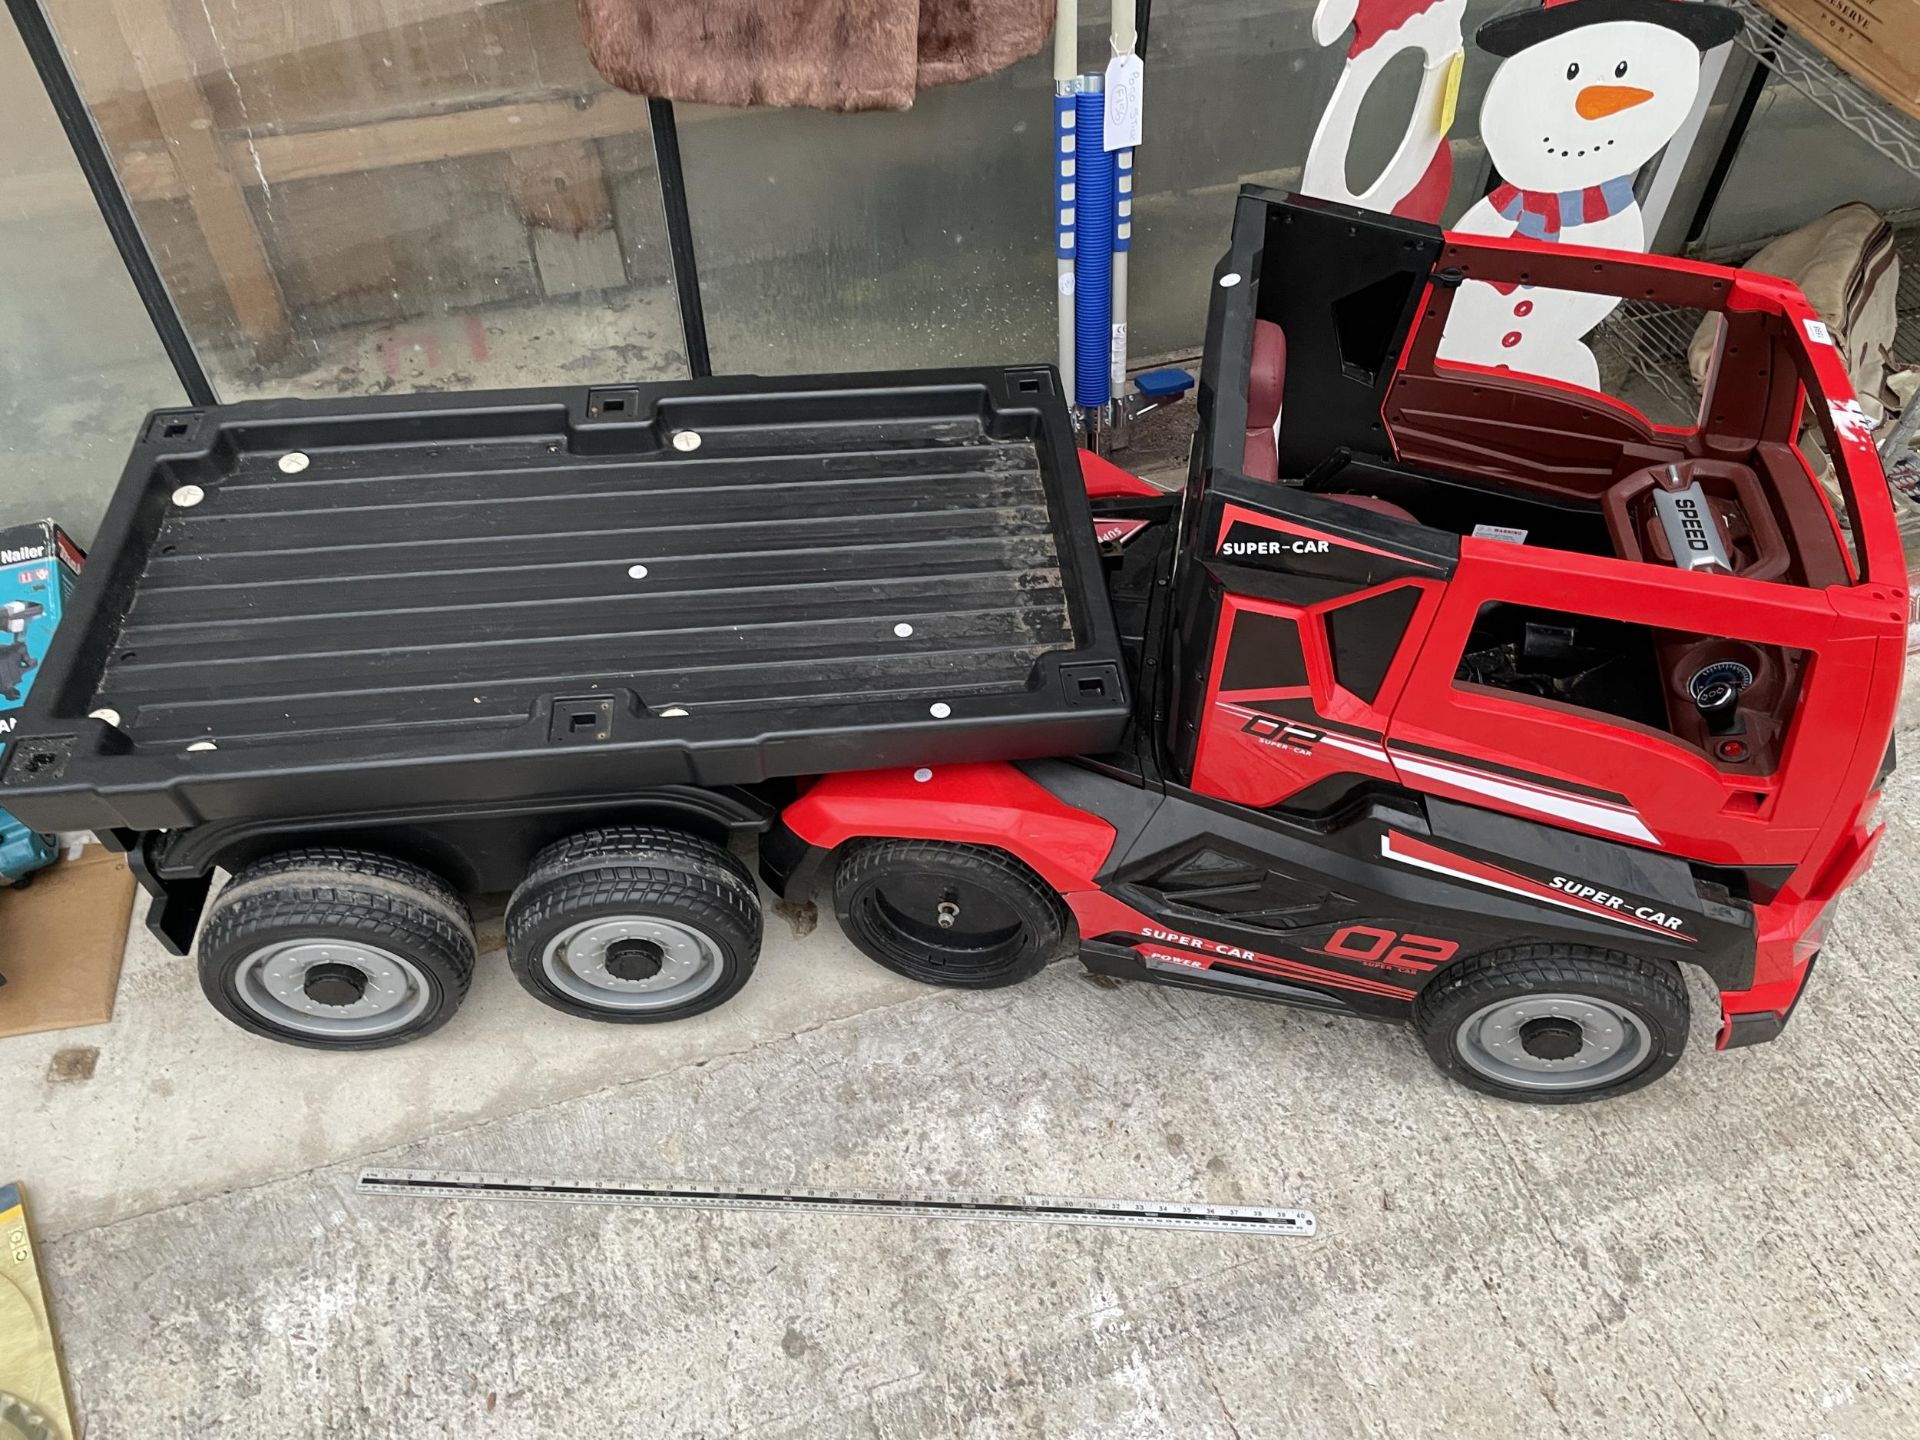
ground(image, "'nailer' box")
xmin=0 ymin=520 xmax=83 ymax=729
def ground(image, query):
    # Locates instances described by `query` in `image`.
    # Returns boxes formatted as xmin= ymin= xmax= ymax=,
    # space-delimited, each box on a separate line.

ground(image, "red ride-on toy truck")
xmin=1 ymin=190 xmax=1900 ymax=1102
xmin=765 ymin=189 xmax=1905 ymax=1102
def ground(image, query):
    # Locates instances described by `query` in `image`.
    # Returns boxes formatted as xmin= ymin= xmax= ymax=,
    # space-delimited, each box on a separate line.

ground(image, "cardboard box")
xmin=0 ymin=520 xmax=83 ymax=726
xmin=1761 ymin=0 xmax=1920 ymax=121
xmin=0 ymin=846 xmax=135 ymax=1038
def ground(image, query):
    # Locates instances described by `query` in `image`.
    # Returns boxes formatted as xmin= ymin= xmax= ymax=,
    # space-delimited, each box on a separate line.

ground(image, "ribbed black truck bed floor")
xmin=2 ymin=368 xmax=1129 ymax=833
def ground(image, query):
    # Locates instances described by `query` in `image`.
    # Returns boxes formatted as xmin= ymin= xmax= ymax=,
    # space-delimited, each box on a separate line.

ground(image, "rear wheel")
xmin=506 ymin=826 xmax=760 ymax=1022
xmin=1413 ymin=943 xmax=1689 ymax=1104
xmin=198 ymin=848 xmax=475 ymax=1050
xmin=833 ymin=839 xmax=1068 ymax=989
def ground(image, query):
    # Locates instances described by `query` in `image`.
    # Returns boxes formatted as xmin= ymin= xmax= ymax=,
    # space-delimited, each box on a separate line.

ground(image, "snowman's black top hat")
xmin=1477 ymin=0 xmax=1743 ymax=58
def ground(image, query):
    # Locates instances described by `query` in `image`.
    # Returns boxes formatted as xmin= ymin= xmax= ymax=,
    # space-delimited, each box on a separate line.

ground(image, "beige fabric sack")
xmin=1689 ymin=202 xmax=1901 ymax=421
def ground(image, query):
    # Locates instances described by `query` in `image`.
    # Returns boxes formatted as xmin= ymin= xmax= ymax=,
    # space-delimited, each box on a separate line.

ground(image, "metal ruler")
xmin=357 ymin=1168 xmax=1316 ymax=1239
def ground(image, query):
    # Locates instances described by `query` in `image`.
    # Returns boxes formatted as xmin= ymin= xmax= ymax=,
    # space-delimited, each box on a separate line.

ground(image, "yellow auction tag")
xmin=1436 ymin=49 xmax=1465 ymax=136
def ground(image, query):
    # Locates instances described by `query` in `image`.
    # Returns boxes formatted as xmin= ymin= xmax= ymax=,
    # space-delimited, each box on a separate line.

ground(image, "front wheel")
xmin=1413 ymin=943 xmax=1690 ymax=1104
xmin=833 ymin=839 xmax=1069 ymax=989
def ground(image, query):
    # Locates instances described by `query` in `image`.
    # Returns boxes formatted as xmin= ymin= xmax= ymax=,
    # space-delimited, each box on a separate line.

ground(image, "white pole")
xmin=1109 ymin=0 xmax=1136 ymax=419
xmin=1054 ymin=0 xmax=1078 ymax=403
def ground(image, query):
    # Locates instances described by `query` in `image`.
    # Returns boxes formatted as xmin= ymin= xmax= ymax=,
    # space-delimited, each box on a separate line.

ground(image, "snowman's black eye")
xmin=1615 ymin=60 xmax=1629 ymax=78
xmin=1567 ymin=62 xmax=1580 ymax=80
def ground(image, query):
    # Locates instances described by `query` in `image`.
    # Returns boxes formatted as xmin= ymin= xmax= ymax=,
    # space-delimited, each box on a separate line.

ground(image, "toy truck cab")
xmin=777 ymin=189 xmax=1903 ymax=1102
xmin=1178 ymin=188 xmax=1905 ymax=1048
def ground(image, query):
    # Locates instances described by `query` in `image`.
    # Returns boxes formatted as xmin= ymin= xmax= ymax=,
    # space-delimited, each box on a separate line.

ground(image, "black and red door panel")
xmin=1024 ymin=762 xmax=1755 ymax=1021
xmin=1171 ymin=473 xmax=1454 ymax=808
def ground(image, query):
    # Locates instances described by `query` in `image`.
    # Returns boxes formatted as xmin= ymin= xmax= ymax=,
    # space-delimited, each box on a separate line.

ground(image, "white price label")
xmin=1104 ymin=53 xmax=1143 ymax=151
xmin=1803 ymin=317 xmax=1833 ymax=345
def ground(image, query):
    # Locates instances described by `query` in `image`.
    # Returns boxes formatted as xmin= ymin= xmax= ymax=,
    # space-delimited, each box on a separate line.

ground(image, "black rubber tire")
xmin=198 ymin=848 xmax=476 ymax=1050
xmin=505 ymin=826 xmax=761 ymax=1022
xmin=1412 ymin=943 xmax=1690 ymax=1104
xmin=833 ymin=839 xmax=1069 ymax=989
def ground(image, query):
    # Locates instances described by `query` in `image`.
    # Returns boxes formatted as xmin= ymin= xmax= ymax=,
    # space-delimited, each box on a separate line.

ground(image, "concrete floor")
xmin=5 ymin=765 xmax=1917 ymax=1438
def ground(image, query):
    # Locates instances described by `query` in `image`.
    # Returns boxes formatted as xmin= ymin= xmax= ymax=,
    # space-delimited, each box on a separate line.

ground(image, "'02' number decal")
xmin=1312 ymin=924 xmax=1458 ymax=972
xmin=1239 ymin=715 xmax=1324 ymax=753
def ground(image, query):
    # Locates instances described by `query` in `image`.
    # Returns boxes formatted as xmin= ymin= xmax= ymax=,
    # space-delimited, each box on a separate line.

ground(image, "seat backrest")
xmin=1242 ymin=319 xmax=1286 ymax=482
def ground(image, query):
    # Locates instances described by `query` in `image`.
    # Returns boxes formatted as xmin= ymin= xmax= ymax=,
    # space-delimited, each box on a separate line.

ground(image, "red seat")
xmin=1242 ymin=319 xmax=1286 ymax=482
xmin=1241 ymin=318 xmax=1417 ymax=525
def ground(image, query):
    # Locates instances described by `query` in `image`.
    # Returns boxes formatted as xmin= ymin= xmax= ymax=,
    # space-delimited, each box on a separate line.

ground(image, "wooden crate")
xmin=1761 ymin=0 xmax=1920 ymax=121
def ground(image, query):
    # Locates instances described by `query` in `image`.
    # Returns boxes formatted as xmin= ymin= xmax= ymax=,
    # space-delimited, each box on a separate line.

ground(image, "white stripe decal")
xmin=1380 ymin=833 xmax=1557 ymax=906
xmin=1215 ymin=703 xmax=1657 ymax=845
xmin=1318 ymin=732 xmax=1390 ymax=762
xmin=1378 ymin=835 xmax=1676 ymax=935
xmin=1386 ymin=746 xmax=1639 ymax=810
xmin=1388 ymin=753 xmax=1658 ymax=843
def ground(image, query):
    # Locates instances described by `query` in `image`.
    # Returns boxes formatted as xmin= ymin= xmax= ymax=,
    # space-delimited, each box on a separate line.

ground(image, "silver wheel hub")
xmin=541 ymin=916 xmax=724 ymax=1011
xmin=1455 ymin=992 xmax=1654 ymax=1093
xmin=234 ymin=940 xmax=434 ymax=1039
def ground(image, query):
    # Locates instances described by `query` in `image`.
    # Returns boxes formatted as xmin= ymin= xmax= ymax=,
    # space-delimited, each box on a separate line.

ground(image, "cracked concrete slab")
xmin=6 ymin=901 xmax=925 ymax=1240
xmin=11 ymin=778 xmax=1920 ymax=1437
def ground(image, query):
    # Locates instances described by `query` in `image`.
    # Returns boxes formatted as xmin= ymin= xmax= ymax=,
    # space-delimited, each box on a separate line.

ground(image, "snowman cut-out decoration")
xmin=1303 ymin=0 xmax=1468 ymax=222
xmin=1437 ymin=0 xmax=1739 ymax=391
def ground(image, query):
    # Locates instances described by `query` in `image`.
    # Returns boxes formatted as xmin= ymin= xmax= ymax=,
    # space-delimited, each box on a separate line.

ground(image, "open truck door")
xmin=1171 ymin=194 xmax=1460 ymax=813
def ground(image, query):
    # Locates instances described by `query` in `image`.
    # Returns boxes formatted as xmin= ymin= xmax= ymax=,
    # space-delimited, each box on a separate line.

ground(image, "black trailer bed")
xmin=2 ymin=368 xmax=1128 ymax=834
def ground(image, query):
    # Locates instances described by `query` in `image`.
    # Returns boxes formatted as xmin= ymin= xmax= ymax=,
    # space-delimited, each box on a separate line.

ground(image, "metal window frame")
xmin=650 ymin=97 xmax=713 ymax=378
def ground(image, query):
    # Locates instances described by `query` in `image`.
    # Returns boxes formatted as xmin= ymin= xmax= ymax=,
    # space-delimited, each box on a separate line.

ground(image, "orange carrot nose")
xmin=1576 ymin=84 xmax=1655 ymax=119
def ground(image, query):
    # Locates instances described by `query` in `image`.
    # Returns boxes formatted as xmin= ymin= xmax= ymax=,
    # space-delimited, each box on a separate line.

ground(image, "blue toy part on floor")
xmin=1 ymin=808 xmax=54 ymax=886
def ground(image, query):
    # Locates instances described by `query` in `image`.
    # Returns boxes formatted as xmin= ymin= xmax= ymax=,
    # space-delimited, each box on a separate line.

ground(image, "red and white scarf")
xmin=1490 ymin=174 xmax=1637 ymax=242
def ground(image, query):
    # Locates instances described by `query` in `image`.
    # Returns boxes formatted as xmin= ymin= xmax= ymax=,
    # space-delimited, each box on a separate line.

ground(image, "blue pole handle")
xmin=1073 ymin=81 xmax=1112 ymax=410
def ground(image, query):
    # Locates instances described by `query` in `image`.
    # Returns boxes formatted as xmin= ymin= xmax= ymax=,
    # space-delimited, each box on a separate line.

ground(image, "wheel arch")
xmin=151 ymin=785 xmax=776 ymax=894
xmin=776 ymin=763 xmax=1118 ymax=898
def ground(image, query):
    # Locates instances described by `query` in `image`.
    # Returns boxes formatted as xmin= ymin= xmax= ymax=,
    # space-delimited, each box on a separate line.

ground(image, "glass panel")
xmin=1129 ymin=0 xmax=1513 ymax=363
xmin=0 ymin=18 xmax=184 ymax=545
xmin=34 ymin=0 xmax=687 ymax=401
xmin=682 ymin=0 xmax=1519 ymax=376
xmin=676 ymin=72 xmax=1059 ymax=376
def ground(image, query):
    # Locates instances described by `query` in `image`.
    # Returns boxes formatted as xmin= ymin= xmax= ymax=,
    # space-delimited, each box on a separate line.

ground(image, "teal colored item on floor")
xmin=0 ymin=809 xmax=54 ymax=886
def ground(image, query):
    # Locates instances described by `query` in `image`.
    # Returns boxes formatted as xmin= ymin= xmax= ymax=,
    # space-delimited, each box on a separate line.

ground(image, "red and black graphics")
xmin=1186 ymin=594 xmax=1396 ymax=810
xmin=1379 ymin=830 xmax=1697 ymax=944
xmin=1035 ymin=760 xmax=1756 ymax=1015
xmin=1180 ymin=567 xmax=1442 ymax=810
xmin=1095 ymin=517 xmax=1151 ymax=547
xmin=1067 ymin=889 xmax=1429 ymax=1013
xmin=776 ymin=750 xmax=1759 ymax=1027
xmin=1168 ymin=468 xmax=1453 ymax=804
xmin=1209 ymin=491 xmax=1456 ymax=603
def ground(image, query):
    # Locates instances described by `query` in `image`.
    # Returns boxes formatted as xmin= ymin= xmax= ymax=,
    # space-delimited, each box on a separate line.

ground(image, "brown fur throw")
xmin=578 ymin=0 xmax=1057 ymax=112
